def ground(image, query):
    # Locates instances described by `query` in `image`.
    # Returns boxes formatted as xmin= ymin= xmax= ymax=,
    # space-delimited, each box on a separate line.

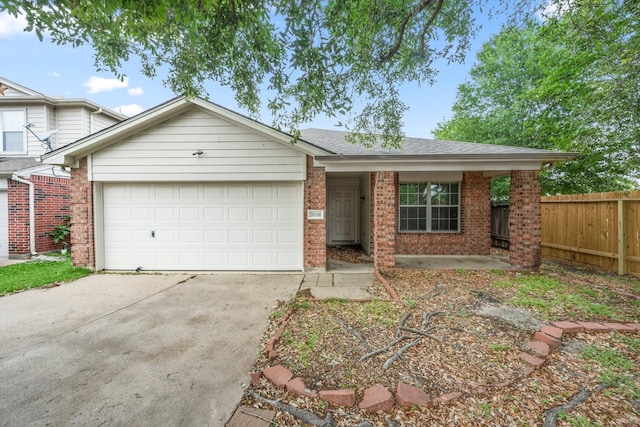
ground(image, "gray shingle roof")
xmin=299 ymin=128 xmax=567 ymax=157
xmin=0 ymin=157 xmax=40 ymax=176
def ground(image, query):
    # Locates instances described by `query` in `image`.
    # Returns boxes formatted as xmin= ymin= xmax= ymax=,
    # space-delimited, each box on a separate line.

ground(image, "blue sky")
xmin=0 ymin=5 xmax=510 ymax=138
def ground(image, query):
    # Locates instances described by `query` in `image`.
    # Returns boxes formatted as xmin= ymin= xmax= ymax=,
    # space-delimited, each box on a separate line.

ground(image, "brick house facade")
xmin=7 ymin=175 xmax=70 ymax=256
xmin=0 ymin=76 xmax=125 ymax=259
xmin=42 ymin=97 xmax=573 ymax=273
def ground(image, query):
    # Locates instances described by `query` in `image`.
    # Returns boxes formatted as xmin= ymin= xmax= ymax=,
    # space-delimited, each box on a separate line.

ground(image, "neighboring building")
xmin=0 ymin=77 xmax=126 ymax=258
xmin=42 ymin=97 xmax=575 ymax=272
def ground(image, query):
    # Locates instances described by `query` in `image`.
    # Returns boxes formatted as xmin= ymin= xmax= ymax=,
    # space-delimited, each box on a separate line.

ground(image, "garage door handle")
xmin=151 ymin=231 xmax=155 ymax=238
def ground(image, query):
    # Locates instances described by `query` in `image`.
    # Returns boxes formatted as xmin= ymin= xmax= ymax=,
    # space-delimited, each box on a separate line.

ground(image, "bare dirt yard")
xmin=239 ymin=256 xmax=640 ymax=426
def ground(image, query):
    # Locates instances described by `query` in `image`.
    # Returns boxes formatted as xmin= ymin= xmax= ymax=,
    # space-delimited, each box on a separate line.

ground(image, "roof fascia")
xmin=315 ymin=153 xmax=577 ymax=163
xmin=315 ymin=158 xmax=556 ymax=173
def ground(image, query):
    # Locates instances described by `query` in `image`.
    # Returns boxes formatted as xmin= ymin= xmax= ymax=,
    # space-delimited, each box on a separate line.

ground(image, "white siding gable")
xmin=55 ymin=107 xmax=85 ymax=147
xmin=90 ymin=108 xmax=306 ymax=182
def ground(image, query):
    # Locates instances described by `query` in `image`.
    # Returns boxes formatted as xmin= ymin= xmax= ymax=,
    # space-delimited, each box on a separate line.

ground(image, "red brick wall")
xmin=509 ymin=170 xmax=541 ymax=270
xmin=371 ymin=171 xmax=396 ymax=272
xmin=7 ymin=180 xmax=30 ymax=255
xmin=304 ymin=155 xmax=327 ymax=269
xmin=70 ymin=157 xmax=95 ymax=268
xmin=32 ymin=175 xmax=70 ymax=253
xmin=396 ymin=172 xmax=491 ymax=255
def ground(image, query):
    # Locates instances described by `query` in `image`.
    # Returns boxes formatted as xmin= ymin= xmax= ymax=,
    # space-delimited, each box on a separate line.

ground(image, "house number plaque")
xmin=307 ymin=210 xmax=324 ymax=220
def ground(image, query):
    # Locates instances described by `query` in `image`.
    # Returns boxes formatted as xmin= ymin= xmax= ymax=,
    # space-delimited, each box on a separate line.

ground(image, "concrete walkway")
xmin=302 ymin=259 xmax=376 ymax=300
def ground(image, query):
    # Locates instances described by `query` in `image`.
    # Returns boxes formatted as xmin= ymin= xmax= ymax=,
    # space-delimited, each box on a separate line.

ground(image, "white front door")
xmin=0 ymin=189 xmax=7 ymax=257
xmin=328 ymin=188 xmax=357 ymax=243
xmin=102 ymin=182 xmax=303 ymax=271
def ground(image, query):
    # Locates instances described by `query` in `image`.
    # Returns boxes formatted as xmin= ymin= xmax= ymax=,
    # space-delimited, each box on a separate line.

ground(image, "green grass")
xmin=493 ymin=274 xmax=624 ymax=320
xmin=489 ymin=343 xmax=513 ymax=352
xmin=0 ymin=257 xmax=92 ymax=295
xmin=558 ymin=412 xmax=603 ymax=427
xmin=580 ymin=345 xmax=639 ymax=399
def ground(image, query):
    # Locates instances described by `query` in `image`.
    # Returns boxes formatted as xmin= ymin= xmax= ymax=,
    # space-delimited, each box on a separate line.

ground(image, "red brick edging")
xmin=374 ymin=270 xmax=400 ymax=302
xmin=255 ymin=319 xmax=639 ymax=412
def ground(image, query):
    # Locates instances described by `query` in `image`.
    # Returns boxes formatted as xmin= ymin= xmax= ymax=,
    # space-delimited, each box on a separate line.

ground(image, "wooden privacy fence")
xmin=541 ymin=191 xmax=640 ymax=277
xmin=491 ymin=204 xmax=510 ymax=249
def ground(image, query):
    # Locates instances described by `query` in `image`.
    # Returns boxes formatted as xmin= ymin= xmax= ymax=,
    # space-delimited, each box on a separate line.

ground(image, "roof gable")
xmin=0 ymin=77 xmax=43 ymax=97
xmin=42 ymin=97 xmax=329 ymax=167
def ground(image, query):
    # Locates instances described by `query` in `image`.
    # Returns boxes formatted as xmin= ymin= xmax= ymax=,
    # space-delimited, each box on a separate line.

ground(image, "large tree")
xmin=1 ymin=0 xmax=481 ymax=146
xmin=436 ymin=0 xmax=639 ymax=198
xmin=2 ymin=0 xmax=594 ymax=146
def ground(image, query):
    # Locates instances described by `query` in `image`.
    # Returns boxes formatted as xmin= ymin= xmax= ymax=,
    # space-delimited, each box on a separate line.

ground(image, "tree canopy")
xmin=2 ymin=0 xmax=482 ymax=147
xmin=435 ymin=0 xmax=639 ymax=198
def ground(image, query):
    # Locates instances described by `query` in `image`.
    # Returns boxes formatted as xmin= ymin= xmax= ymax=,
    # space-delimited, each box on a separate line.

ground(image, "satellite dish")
xmin=37 ymin=129 xmax=59 ymax=141
xmin=24 ymin=123 xmax=59 ymax=152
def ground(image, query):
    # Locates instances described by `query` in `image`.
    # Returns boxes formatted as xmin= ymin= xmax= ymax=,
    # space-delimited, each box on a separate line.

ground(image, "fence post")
xmin=618 ymin=199 xmax=627 ymax=275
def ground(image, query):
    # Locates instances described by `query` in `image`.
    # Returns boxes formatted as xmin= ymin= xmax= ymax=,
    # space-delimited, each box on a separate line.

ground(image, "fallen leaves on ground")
xmin=241 ymin=259 xmax=639 ymax=426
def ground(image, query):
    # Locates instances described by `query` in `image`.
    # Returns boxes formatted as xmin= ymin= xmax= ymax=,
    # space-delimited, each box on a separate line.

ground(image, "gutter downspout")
xmin=89 ymin=107 xmax=103 ymax=134
xmin=12 ymin=174 xmax=37 ymax=256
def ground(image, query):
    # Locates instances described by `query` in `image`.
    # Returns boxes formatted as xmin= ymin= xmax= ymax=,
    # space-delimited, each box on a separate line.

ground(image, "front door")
xmin=328 ymin=188 xmax=357 ymax=243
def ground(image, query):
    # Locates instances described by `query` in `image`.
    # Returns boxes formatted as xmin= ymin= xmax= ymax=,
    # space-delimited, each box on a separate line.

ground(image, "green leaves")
xmin=436 ymin=2 xmax=639 ymax=198
xmin=0 ymin=0 xmax=479 ymax=148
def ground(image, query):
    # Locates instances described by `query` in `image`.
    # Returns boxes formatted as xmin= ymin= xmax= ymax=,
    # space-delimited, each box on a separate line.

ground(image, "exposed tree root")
xmin=248 ymin=391 xmax=337 ymax=427
xmin=542 ymin=384 xmax=609 ymax=427
xmin=336 ymin=317 xmax=372 ymax=352
xmin=383 ymin=339 xmax=421 ymax=370
xmin=359 ymin=335 xmax=415 ymax=362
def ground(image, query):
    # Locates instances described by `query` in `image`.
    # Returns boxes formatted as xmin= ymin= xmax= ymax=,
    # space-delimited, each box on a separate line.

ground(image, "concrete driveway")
xmin=0 ymin=273 xmax=302 ymax=426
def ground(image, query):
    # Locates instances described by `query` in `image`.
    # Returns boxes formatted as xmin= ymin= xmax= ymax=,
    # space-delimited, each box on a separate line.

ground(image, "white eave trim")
xmin=314 ymin=152 xmax=577 ymax=172
xmin=315 ymin=158 xmax=548 ymax=172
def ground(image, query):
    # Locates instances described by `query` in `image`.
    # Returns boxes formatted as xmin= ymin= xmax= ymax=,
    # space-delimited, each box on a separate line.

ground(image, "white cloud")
xmin=0 ymin=12 xmax=30 ymax=38
xmin=84 ymin=76 xmax=129 ymax=94
xmin=127 ymin=86 xmax=144 ymax=96
xmin=113 ymin=104 xmax=144 ymax=117
xmin=49 ymin=71 xmax=61 ymax=78
xmin=537 ymin=0 xmax=572 ymax=20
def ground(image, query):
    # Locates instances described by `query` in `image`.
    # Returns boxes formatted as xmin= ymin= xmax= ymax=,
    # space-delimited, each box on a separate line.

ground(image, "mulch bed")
xmin=327 ymin=246 xmax=373 ymax=264
xmin=240 ymin=261 xmax=640 ymax=426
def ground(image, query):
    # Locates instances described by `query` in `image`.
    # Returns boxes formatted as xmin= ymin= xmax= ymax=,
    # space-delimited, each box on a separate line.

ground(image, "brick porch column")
xmin=509 ymin=170 xmax=542 ymax=270
xmin=304 ymin=155 xmax=326 ymax=270
xmin=70 ymin=157 xmax=95 ymax=268
xmin=372 ymin=171 xmax=396 ymax=272
xmin=462 ymin=171 xmax=491 ymax=255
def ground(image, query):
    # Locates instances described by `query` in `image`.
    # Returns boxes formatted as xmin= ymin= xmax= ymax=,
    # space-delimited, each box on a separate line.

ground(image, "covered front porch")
xmin=316 ymin=168 xmax=541 ymax=273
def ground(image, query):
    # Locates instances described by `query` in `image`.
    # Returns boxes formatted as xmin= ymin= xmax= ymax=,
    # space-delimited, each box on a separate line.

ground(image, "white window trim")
xmin=0 ymin=108 xmax=27 ymax=154
xmin=398 ymin=181 xmax=461 ymax=233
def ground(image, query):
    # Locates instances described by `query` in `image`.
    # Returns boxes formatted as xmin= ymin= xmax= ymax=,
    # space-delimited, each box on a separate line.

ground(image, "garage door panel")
xmin=253 ymin=207 xmax=273 ymax=221
xmin=103 ymin=183 xmax=302 ymax=270
xmin=253 ymin=229 xmax=273 ymax=243
xmin=131 ymin=207 xmax=153 ymax=222
xmin=204 ymin=207 xmax=224 ymax=221
xmin=278 ymin=229 xmax=299 ymax=243
xmin=228 ymin=252 xmax=249 ymax=266
xmin=228 ymin=229 xmax=249 ymax=244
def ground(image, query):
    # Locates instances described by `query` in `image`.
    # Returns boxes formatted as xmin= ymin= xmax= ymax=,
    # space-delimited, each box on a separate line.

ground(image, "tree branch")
xmin=379 ymin=0 xmax=443 ymax=63
xmin=248 ymin=391 xmax=336 ymax=427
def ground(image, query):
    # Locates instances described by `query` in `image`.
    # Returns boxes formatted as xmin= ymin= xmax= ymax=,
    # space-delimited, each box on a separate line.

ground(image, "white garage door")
xmin=0 ymin=190 xmax=8 ymax=258
xmin=103 ymin=183 xmax=303 ymax=271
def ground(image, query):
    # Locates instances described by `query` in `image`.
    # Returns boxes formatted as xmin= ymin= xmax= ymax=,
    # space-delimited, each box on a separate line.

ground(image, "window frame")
xmin=398 ymin=181 xmax=461 ymax=233
xmin=0 ymin=109 xmax=27 ymax=154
